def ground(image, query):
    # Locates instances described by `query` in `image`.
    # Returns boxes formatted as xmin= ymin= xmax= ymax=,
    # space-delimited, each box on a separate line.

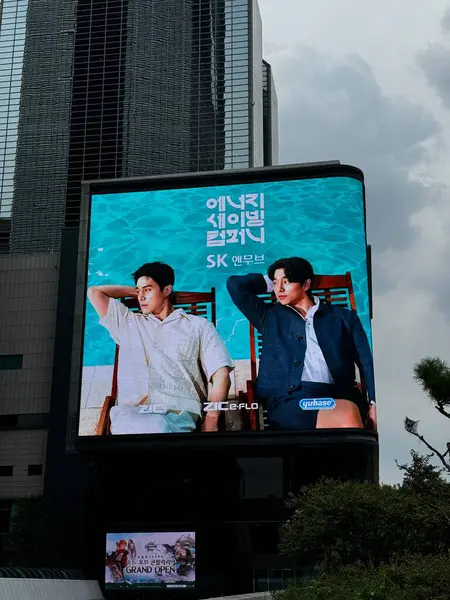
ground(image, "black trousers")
xmin=267 ymin=381 xmax=367 ymax=430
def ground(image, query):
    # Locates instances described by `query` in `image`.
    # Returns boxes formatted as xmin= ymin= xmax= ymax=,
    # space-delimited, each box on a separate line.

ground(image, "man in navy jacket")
xmin=227 ymin=257 xmax=376 ymax=431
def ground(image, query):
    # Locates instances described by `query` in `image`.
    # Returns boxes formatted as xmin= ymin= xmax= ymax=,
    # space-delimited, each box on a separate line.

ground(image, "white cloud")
xmin=374 ymin=202 xmax=450 ymax=482
xmin=258 ymin=1 xmax=450 ymax=482
xmin=417 ymin=13 xmax=450 ymax=114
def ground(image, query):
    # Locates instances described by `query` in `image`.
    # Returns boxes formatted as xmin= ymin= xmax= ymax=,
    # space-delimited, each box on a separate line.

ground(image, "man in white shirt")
xmin=87 ymin=262 xmax=234 ymax=435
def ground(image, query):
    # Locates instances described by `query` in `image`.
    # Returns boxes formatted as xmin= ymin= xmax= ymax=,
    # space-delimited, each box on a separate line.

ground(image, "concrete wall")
xmin=0 ymin=430 xmax=47 ymax=497
xmin=0 ymin=253 xmax=60 ymax=498
xmin=0 ymin=579 xmax=104 ymax=600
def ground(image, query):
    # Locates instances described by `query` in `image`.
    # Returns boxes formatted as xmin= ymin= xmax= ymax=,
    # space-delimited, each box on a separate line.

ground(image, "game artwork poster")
xmin=105 ymin=532 xmax=196 ymax=589
xmin=79 ymin=175 xmax=377 ymax=437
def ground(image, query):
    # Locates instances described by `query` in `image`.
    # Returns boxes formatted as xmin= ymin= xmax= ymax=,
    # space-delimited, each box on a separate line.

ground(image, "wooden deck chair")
xmin=246 ymin=272 xmax=369 ymax=430
xmin=95 ymin=290 xmax=218 ymax=436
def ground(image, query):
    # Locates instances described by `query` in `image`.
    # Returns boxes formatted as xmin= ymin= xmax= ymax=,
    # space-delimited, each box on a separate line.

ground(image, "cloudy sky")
xmin=258 ymin=0 xmax=450 ymax=483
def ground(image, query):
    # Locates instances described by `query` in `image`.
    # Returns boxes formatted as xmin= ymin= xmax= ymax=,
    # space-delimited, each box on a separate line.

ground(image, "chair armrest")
xmin=246 ymin=380 xmax=269 ymax=430
xmin=95 ymin=395 xmax=115 ymax=436
xmin=246 ymin=380 xmax=260 ymax=430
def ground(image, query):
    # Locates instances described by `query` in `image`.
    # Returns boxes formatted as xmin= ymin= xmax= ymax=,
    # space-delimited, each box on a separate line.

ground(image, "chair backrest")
xmin=249 ymin=273 xmax=356 ymax=381
xmin=313 ymin=273 xmax=356 ymax=311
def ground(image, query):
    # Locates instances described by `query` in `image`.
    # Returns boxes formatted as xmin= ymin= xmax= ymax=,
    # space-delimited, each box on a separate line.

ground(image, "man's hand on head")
xmin=87 ymin=284 xmax=138 ymax=318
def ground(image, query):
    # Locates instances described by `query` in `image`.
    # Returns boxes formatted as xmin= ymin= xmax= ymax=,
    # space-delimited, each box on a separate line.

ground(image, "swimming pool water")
xmin=83 ymin=176 xmax=371 ymax=366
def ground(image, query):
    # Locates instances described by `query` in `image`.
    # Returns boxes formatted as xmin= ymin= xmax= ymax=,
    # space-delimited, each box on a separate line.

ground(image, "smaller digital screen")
xmin=105 ymin=532 xmax=196 ymax=589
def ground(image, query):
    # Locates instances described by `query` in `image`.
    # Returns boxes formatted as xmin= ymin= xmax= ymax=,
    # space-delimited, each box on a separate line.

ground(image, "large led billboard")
xmin=78 ymin=167 xmax=376 ymax=438
xmin=105 ymin=532 xmax=195 ymax=589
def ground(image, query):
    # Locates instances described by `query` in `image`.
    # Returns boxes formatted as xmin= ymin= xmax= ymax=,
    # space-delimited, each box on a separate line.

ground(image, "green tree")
xmin=398 ymin=450 xmax=450 ymax=507
xmin=280 ymin=454 xmax=450 ymax=572
xmin=2 ymin=497 xmax=58 ymax=568
xmin=276 ymin=454 xmax=450 ymax=600
xmin=1 ymin=496 xmax=87 ymax=571
xmin=406 ymin=357 xmax=450 ymax=473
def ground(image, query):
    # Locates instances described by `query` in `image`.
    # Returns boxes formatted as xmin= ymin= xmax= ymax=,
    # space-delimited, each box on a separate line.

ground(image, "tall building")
xmin=0 ymin=0 xmax=277 ymax=540
xmin=263 ymin=59 xmax=279 ymax=166
xmin=5 ymin=0 xmax=277 ymax=253
xmin=0 ymin=0 xmax=29 ymax=252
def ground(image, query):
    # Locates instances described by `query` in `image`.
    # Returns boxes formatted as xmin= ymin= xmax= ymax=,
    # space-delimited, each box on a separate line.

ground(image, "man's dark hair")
xmin=132 ymin=262 xmax=175 ymax=290
xmin=268 ymin=257 xmax=314 ymax=290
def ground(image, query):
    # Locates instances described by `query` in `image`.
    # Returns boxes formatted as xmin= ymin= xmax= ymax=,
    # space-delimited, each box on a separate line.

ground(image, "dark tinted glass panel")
xmin=0 ymin=354 xmax=23 ymax=370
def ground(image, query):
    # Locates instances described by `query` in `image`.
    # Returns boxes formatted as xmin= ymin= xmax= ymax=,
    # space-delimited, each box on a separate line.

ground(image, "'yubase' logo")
xmin=299 ymin=398 xmax=336 ymax=410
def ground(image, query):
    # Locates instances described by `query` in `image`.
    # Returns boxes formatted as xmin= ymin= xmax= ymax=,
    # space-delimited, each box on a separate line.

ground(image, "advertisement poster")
xmin=79 ymin=175 xmax=376 ymax=437
xmin=105 ymin=532 xmax=196 ymax=589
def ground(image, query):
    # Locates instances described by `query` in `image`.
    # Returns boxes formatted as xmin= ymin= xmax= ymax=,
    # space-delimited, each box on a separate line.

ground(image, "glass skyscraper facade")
xmin=263 ymin=59 xmax=279 ymax=166
xmin=0 ymin=0 xmax=28 ymax=219
xmin=1 ymin=0 xmax=276 ymax=253
xmin=0 ymin=0 xmax=29 ymax=252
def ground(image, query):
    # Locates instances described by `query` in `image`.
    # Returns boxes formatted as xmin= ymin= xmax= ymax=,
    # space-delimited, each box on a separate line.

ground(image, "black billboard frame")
xmin=73 ymin=161 xmax=377 ymax=456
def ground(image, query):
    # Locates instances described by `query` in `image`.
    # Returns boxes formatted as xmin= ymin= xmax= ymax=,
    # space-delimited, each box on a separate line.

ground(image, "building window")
xmin=0 ymin=414 xmax=49 ymax=429
xmin=0 ymin=354 xmax=23 ymax=370
xmin=253 ymin=569 xmax=295 ymax=592
xmin=0 ymin=500 xmax=12 ymax=534
xmin=0 ymin=414 xmax=18 ymax=427
xmin=27 ymin=464 xmax=43 ymax=476
xmin=0 ymin=466 xmax=13 ymax=476
xmin=249 ymin=524 xmax=281 ymax=553
xmin=18 ymin=413 xmax=49 ymax=429
xmin=238 ymin=458 xmax=284 ymax=498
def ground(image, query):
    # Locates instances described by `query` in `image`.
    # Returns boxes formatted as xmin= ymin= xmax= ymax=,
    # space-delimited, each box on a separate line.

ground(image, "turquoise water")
xmin=84 ymin=176 xmax=371 ymax=366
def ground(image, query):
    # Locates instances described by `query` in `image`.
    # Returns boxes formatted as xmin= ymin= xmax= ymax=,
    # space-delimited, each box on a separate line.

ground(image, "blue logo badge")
xmin=299 ymin=398 xmax=336 ymax=410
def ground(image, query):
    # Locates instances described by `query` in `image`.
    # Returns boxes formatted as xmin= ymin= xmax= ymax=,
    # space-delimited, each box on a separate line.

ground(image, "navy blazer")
xmin=226 ymin=273 xmax=375 ymax=405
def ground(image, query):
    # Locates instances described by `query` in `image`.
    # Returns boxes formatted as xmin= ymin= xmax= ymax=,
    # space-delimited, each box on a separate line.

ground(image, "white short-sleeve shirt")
xmin=100 ymin=299 xmax=234 ymax=417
